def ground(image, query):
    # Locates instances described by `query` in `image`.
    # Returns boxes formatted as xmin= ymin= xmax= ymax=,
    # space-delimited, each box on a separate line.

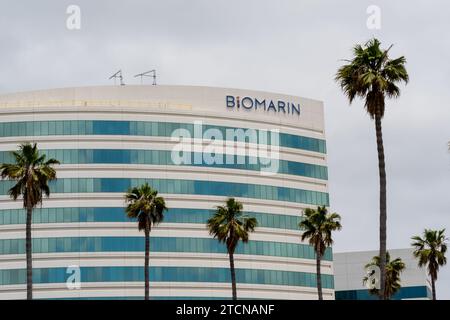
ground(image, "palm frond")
xmin=411 ymin=229 xmax=448 ymax=282
xmin=0 ymin=143 xmax=59 ymax=208
xmin=335 ymin=38 xmax=408 ymax=119
xmin=124 ymin=182 xmax=167 ymax=232
xmin=207 ymin=198 xmax=257 ymax=253
xmin=299 ymin=206 xmax=341 ymax=257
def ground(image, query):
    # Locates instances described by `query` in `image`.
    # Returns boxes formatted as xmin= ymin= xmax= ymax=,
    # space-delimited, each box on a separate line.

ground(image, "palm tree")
xmin=363 ymin=252 xmax=406 ymax=300
xmin=411 ymin=229 xmax=448 ymax=300
xmin=207 ymin=198 xmax=257 ymax=300
xmin=125 ymin=182 xmax=167 ymax=300
xmin=299 ymin=206 xmax=341 ymax=300
xmin=335 ymin=38 xmax=409 ymax=299
xmin=0 ymin=143 xmax=59 ymax=300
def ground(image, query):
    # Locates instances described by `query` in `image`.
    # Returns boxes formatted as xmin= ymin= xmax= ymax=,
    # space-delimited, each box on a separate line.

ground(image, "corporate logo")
xmin=226 ymin=95 xmax=301 ymax=116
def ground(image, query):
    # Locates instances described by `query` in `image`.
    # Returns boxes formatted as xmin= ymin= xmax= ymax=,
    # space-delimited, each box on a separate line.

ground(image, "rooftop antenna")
xmin=109 ymin=70 xmax=125 ymax=86
xmin=134 ymin=70 xmax=157 ymax=85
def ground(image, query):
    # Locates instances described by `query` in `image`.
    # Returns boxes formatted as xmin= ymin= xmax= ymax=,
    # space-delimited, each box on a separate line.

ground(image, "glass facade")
xmin=0 ymin=178 xmax=329 ymax=205
xmin=0 ymin=236 xmax=332 ymax=261
xmin=0 ymin=120 xmax=326 ymax=153
xmin=48 ymin=296 xmax=241 ymax=300
xmin=0 ymin=207 xmax=303 ymax=230
xmin=335 ymin=286 xmax=431 ymax=300
xmin=0 ymin=149 xmax=328 ymax=180
xmin=0 ymin=266 xmax=334 ymax=288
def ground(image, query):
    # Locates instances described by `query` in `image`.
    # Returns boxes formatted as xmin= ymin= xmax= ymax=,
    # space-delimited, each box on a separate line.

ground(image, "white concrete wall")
xmin=334 ymin=248 xmax=430 ymax=292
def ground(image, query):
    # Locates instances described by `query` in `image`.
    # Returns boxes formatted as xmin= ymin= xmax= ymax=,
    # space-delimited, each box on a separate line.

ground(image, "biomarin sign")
xmin=226 ymin=95 xmax=301 ymax=116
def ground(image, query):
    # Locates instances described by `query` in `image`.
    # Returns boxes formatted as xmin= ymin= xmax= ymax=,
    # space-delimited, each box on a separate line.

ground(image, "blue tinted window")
xmin=0 ymin=120 xmax=326 ymax=154
xmin=0 ymin=266 xmax=333 ymax=288
xmin=335 ymin=286 xmax=430 ymax=300
xmin=0 ymin=178 xmax=330 ymax=205
xmin=0 ymin=236 xmax=332 ymax=261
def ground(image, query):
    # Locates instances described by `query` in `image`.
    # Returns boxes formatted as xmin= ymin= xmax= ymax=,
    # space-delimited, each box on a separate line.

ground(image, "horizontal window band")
xmin=42 ymin=296 xmax=255 ymax=300
xmin=0 ymin=149 xmax=328 ymax=180
xmin=0 ymin=266 xmax=334 ymax=288
xmin=0 ymin=120 xmax=326 ymax=154
xmin=0 ymin=236 xmax=332 ymax=261
xmin=0 ymin=178 xmax=329 ymax=206
xmin=0 ymin=207 xmax=303 ymax=231
xmin=335 ymin=286 xmax=431 ymax=300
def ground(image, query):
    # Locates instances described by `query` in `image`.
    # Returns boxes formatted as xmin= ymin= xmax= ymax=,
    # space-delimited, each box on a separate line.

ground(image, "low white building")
xmin=334 ymin=248 xmax=431 ymax=300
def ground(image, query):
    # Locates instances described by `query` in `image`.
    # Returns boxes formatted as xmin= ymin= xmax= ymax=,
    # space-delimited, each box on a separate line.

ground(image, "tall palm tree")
xmin=0 ymin=142 xmax=59 ymax=300
xmin=299 ymin=206 xmax=341 ymax=300
xmin=125 ymin=182 xmax=167 ymax=300
xmin=363 ymin=252 xmax=406 ymax=300
xmin=335 ymin=38 xmax=409 ymax=299
xmin=411 ymin=229 xmax=448 ymax=300
xmin=207 ymin=198 xmax=257 ymax=300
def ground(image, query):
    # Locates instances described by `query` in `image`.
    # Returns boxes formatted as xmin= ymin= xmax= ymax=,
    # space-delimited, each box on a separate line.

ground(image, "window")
xmin=1 ymin=177 xmax=329 ymax=206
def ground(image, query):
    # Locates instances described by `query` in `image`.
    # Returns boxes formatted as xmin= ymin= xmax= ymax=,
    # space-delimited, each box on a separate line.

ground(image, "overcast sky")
xmin=0 ymin=0 xmax=449 ymax=298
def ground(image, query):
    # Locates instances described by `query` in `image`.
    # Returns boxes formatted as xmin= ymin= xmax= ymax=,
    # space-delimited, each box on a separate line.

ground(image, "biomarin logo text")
xmin=226 ymin=95 xmax=301 ymax=116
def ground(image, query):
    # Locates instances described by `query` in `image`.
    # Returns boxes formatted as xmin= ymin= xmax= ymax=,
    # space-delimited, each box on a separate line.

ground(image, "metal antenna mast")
xmin=134 ymin=70 xmax=157 ymax=85
xmin=109 ymin=70 xmax=125 ymax=86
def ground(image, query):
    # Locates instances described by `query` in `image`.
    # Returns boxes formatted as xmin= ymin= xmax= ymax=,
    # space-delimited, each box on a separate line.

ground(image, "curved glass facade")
xmin=0 ymin=86 xmax=332 ymax=300
xmin=0 ymin=207 xmax=303 ymax=230
xmin=0 ymin=178 xmax=329 ymax=205
xmin=0 ymin=266 xmax=334 ymax=288
xmin=0 ymin=120 xmax=327 ymax=153
xmin=0 ymin=149 xmax=328 ymax=179
xmin=0 ymin=236 xmax=333 ymax=260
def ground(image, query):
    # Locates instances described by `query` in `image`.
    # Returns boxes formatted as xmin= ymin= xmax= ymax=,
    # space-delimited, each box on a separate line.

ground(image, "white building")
xmin=0 ymin=85 xmax=332 ymax=300
xmin=334 ymin=248 xmax=431 ymax=300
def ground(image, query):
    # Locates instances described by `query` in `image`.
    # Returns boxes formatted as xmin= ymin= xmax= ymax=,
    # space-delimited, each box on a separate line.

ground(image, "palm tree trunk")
xmin=229 ymin=251 xmax=237 ymax=300
xmin=26 ymin=206 xmax=33 ymax=300
xmin=316 ymin=253 xmax=323 ymax=300
xmin=144 ymin=227 xmax=150 ymax=301
xmin=431 ymin=277 xmax=436 ymax=300
xmin=375 ymin=115 xmax=387 ymax=300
